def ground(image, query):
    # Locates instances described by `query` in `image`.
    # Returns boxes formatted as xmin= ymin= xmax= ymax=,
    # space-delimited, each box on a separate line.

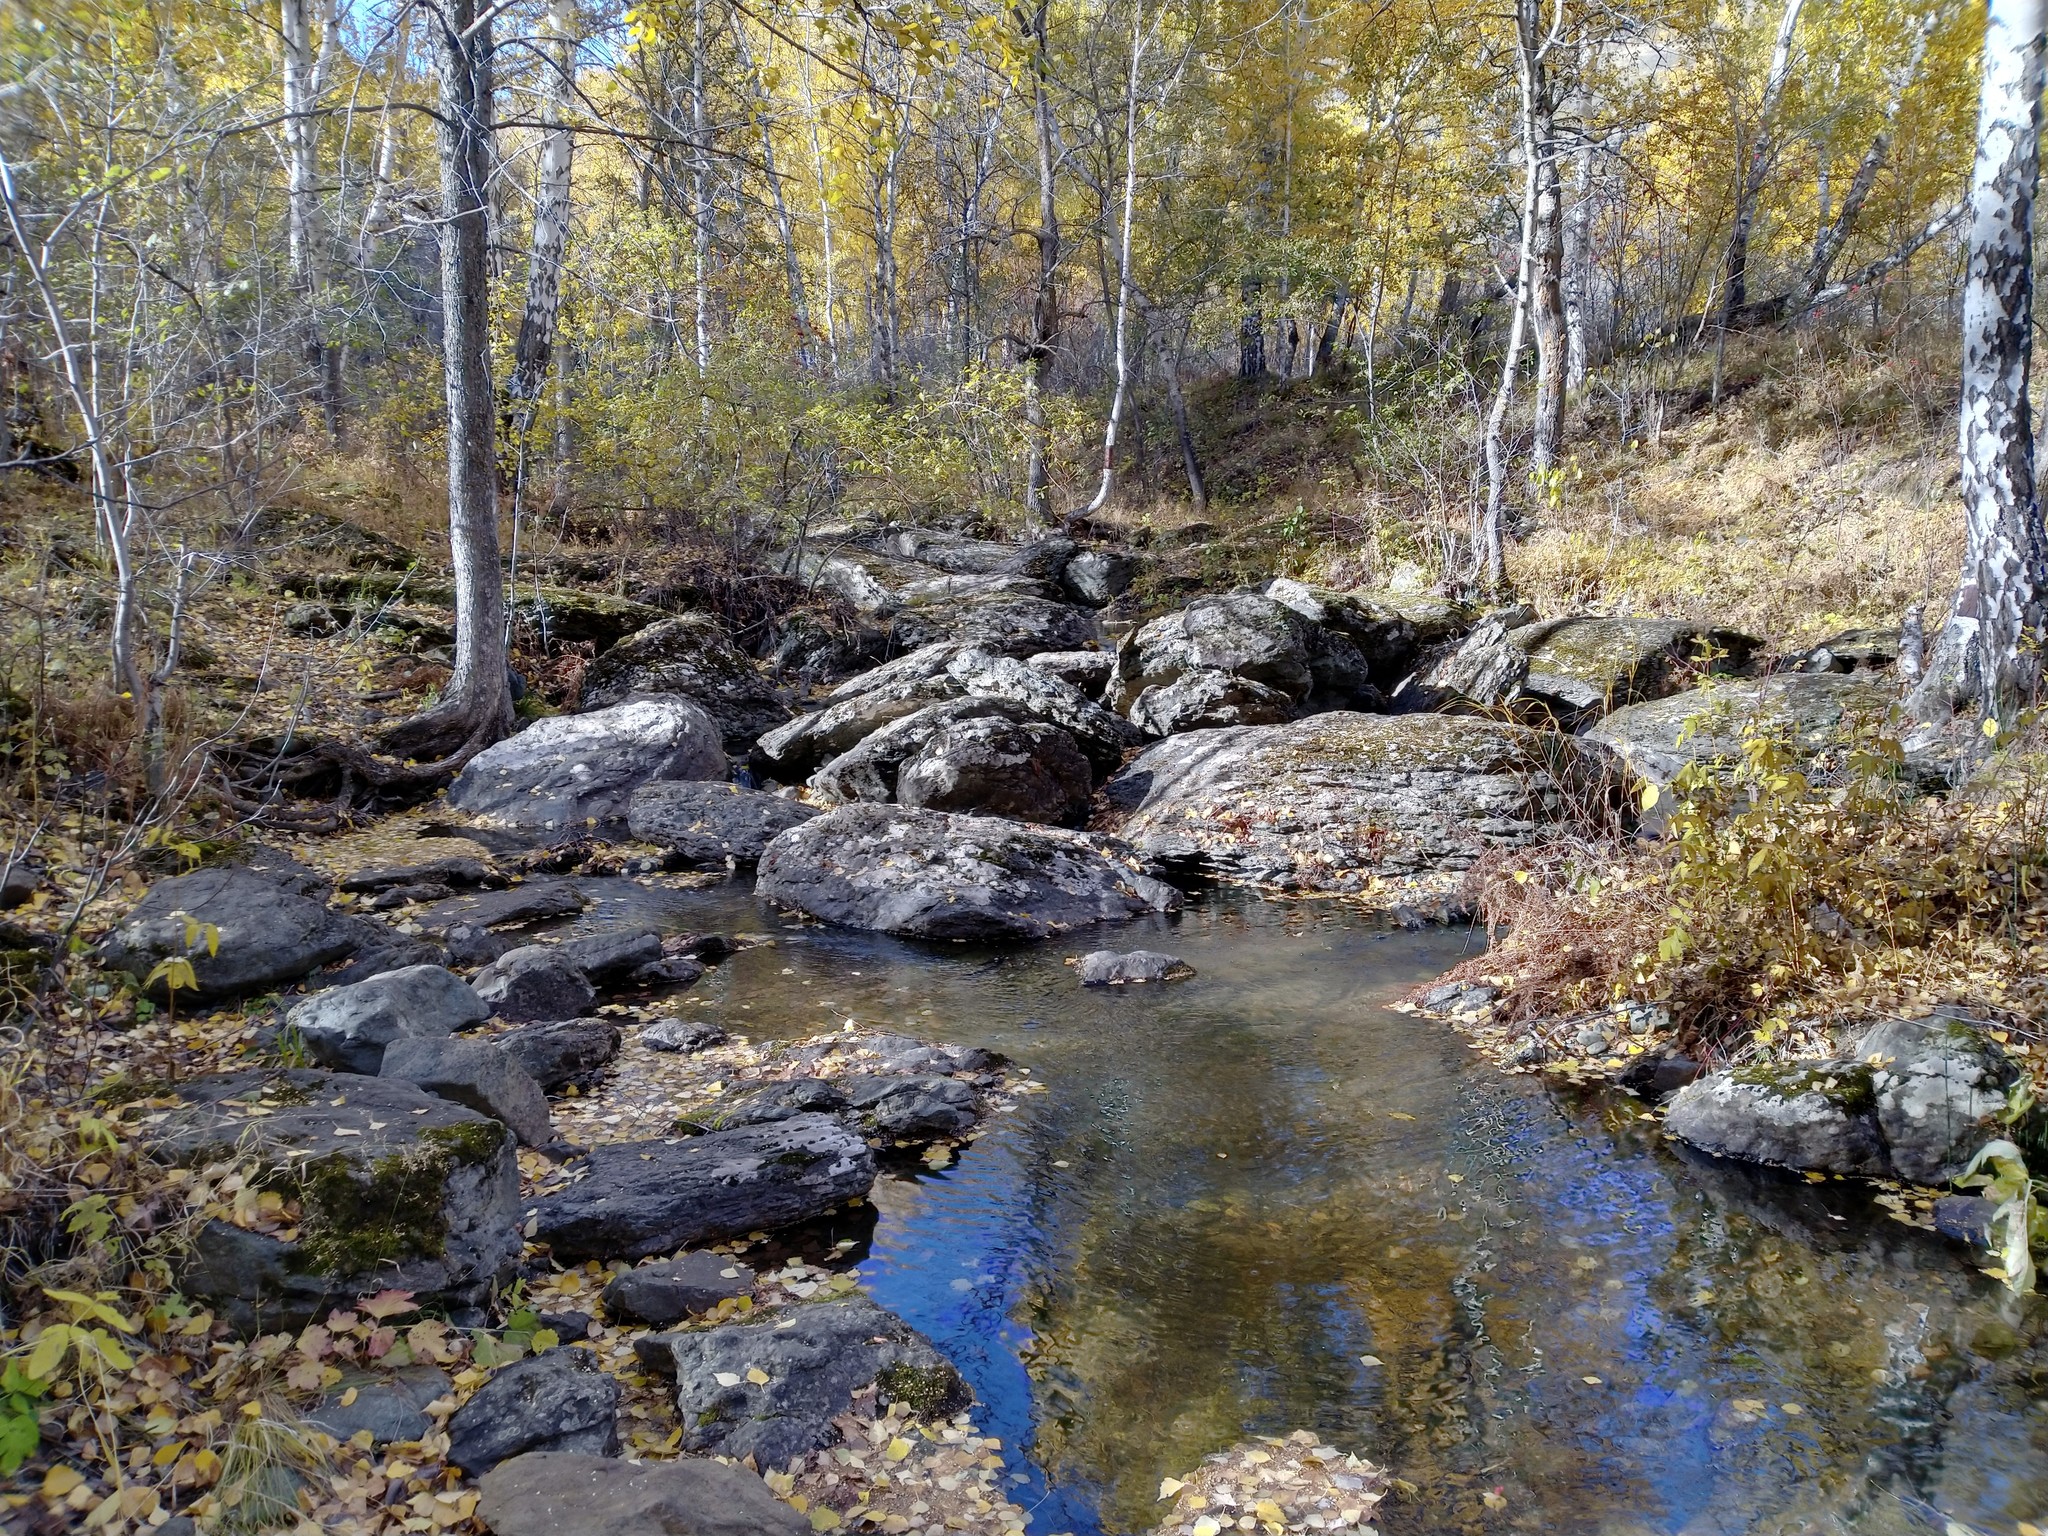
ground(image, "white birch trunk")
xmin=1724 ymin=0 xmax=1806 ymax=319
xmin=1083 ymin=0 xmax=1147 ymax=516
xmin=507 ymin=0 xmax=576 ymax=424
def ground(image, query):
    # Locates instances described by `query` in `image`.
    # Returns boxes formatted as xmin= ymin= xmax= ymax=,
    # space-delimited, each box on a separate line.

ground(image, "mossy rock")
xmin=144 ymin=1068 xmax=521 ymax=1335
xmin=283 ymin=570 xmax=667 ymax=650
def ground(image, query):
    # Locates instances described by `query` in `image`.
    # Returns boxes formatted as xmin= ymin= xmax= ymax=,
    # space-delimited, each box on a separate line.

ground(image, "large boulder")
xmin=96 ymin=867 xmax=367 ymax=1002
xmin=1128 ymin=669 xmax=1294 ymax=736
xmin=896 ymin=715 xmax=1094 ymax=825
xmin=1062 ymin=549 xmax=1136 ymax=606
xmin=380 ymin=1037 xmax=554 ymax=1148
xmin=146 ymin=1069 xmax=520 ymax=1334
xmin=892 ymin=593 xmax=1102 ymax=657
xmin=1391 ymin=618 xmax=1530 ymax=714
xmin=1585 ymin=673 xmax=1897 ymax=791
xmin=575 ymin=615 xmax=792 ymax=756
xmin=530 ymin=1115 xmax=876 ymax=1260
xmin=288 ymin=964 xmax=491 ymax=1074
xmin=446 ymin=1349 xmax=620 ymax=1475
xmin=472 ymin=946 xmax=597 ymax=1022
xmin=477 ymin=1452 xmax=807 ymax=1536
xmin=940 ymin=648 xmax=1144 ymax=769
xmin=840 ymin=1076 xmax=983 ymax=1142
xmin=1098 ymin=712 xmax=1611 ymax=890
xmin=1509 ymin=617 xmax=1759 ymax=723
xmin=1264 ymin=580 xmax=1419 ymax=682
xmin=626 ymin=780 xmax=821 ymax=865
xmin=1662 ymin=1061 xmax=1891 ymax=1176
xmin=1860 ymin=1014 xmax=2026 ymax=1184
xmin=757 ymin=803 xmax=1181 ymax=940
xmin=493 ymin=1018 xmax=621 ymax=1089
xmin=1025 ymin=649 xmax=1116 ymax=698
xmin=447 ymin=697 xmax=726 ymax=832
xmin=638 ymin=1293 xmax=969 ymax=1470
xmin=1111 ymin=594 xmax=1314 ymax=712
xmin=809 ymin=697 xmax=1042 ymax=805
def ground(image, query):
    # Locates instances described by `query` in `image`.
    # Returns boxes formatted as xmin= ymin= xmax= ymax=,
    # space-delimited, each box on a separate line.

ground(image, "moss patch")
xmin=284 ymin=1119 xmax=506 ymax=1276
xmin=876 ymin=1360 xmax=966 ymax=1417
xmin=1730 ymin=1060 xmax=1876 ymax=1116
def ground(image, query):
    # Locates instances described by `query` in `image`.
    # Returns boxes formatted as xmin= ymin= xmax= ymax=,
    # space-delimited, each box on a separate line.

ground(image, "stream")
xmin=540 ymin=876 xmax=2048 ymax=1536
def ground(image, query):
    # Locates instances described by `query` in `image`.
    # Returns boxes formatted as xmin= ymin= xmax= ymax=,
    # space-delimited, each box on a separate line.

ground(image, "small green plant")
xmin=0 ymin=1361 xmax=47 ymax=1474
xmin=143 ymin=909 xmax=219 ymax=1022
xmin=1957 ymin=1139 xmax=2047 ymax=1295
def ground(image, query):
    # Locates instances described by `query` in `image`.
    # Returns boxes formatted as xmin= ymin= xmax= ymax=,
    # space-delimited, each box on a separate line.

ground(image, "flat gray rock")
xmin=380 ymin=1036 xmax=554 ymax=1148
xmin=473 ymin=945 xmax=596 ymax=1022
xmin=892 ymin=593 xmax=1103 ymax=657
xmin=1076 ymin=949 xmax=1193 ymax=985
xmin=627 ymin=780 xmax=821 ymax=865
xmin=288 ymin=964 xmax=491 ymax=1074
xmin=339 ymin=857 xmax=492 ymax=894
xmin=448 ymin=697 xmax=726 ymax=833
xmin=144 ymin=1069 xmax=519 ymax=1335
xmin=1024 ymin=649 xmax=1116 ymax=696
xmin=531 ymin=1114 xmax=876 ymax=1260
xmin=447 ymin=1348 xmax=620 ymax=1475
xmin=638 ymin=1293 xmax=969 ymax=1470
xmin=841 ymin=1075 xmax=982 ymax=1142
xmin=1099 ymin=712 xmax=1612 ymax=891
xmin=96 ymin=867 xmax=368 ymax=1002
xmin=476 ymin=1451 xmax=806 ymax=1536
xmin=306 ymin=1366 xmax=451 ymax=1447
xmin=1663 ymin=1062 xmax=1891 ymax=1176
xmin=556 ymin=930 xmax=662 ymax=985
xmin=417 ymin=881 xmax=588 ymax=934
xmin=602 ymin=1252 xmax=754 ymax=1325
xmin=1509 ymin=616 xmax=1758 ymax=721
xmin=1586 ymin=674 xmax=1900 ymax=793
xmin=758 ymin=803 xmax=1180 ymax=941
xmin=642 ymin=1018 xmax=729 ymax=1053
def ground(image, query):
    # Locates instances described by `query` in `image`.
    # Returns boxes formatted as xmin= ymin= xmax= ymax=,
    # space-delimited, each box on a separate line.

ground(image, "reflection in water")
xmin=550 ymin=877 xmax=2048 ymax=1536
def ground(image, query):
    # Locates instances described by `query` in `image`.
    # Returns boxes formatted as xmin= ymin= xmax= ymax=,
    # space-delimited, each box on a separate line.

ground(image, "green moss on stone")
xmin=875 ymin=1360 xmax=963 ymax=1416
xmin=285 ymin=1119 xmax=505 ymax=1276
xmin=1730 ymin=1061 xmax=1876 ymax=1116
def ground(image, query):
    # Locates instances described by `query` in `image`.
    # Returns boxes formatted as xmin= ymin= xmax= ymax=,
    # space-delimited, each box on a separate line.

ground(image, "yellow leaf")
xmin=1192 ymin=1521 xmax=1221 ymax=1536
xmin=26 ymin=1324 xmax=72 ymax=1380
xmin=746 ymin=1367 xmax=770 ymax=1384
xmin=1159 ymin=1479 xmax=1186 ymax=1499
xmin=1254 ymin=1500 xmax=1285 ymax=1524
xmin=530 ymin=1329 xmax=560 ymax=1352
xmin=884 ymin=1437 xmax=913 ymax=1462
xmin=42 ymin=1465 xmax=85 ymax=1500
xmin=810 ymin=1510 xmax=841 ymax=1532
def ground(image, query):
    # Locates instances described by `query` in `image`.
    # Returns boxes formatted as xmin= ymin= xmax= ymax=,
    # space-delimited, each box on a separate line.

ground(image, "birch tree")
xmin=1909 ymin=0 xmax=2048 ymax=731
xmin=506 ymin=0 xmax=578 ymax=434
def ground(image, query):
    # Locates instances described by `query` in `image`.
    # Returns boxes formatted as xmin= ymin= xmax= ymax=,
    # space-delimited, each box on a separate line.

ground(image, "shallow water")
xmin=547 ymin=877 xmax=2048 ymax=1536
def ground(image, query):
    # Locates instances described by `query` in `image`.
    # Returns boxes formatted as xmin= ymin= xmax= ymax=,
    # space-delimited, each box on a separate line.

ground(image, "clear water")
xmin=547 ymin=876 xmax=2048 ymax=1536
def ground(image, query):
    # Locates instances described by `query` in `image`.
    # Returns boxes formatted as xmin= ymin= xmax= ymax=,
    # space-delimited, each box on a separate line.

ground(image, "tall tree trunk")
xmin=1724 ymin=0 xmax=1806 ymax=321
xmin=1480 ymin=91 xmax=1543 ymax=596
xmin=1082 ymin=0 xmax=1147 ymax=517
xmin=874 ymin=136 xmax=904 ymax=389
xmin=1020 ymin=0 xmax=1060 ymax=526
xmin=385 ymin=0 xmax=511 ymax=757
xmin=1910 ymin=0 xmax=2048 ymax=731
xmin=734 ymin=20 xmax=815 ymax=369
xmin=799 ymin=58 xmax=841 ymax=376
xmin=1563 ymin=140 xmax=1594 ymax=393
xmin=691 ymin=0 xmax=711 ymax=418
xmin=506 ymin=0 xmax=576 ymax=428
xmin=281 ymin=0 xmax=339 ymax=436
xmin=1238 ymin=278 xmax=1265 ymax=378
xmin=1519 ymin=0 xmax=1566 ymax=473
xmin=1161 ymin=314 xmax=1207 ymax=514
xmin=359 ymin=5 xmax=414 ymax=262
xmin=1802 ymin=8 xmax=1940 ymax=298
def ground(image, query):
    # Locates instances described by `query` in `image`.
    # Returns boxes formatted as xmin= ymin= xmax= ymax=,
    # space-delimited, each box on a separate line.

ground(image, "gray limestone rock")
xmin=472 ymin=946 xmax=597 ymax=1022
xmin=476 ymin=1452 xmax=807 ymax=1536
xmin=96 ymin=867 xmax=368 ymax=1002
xmin=287 ymin=964 xmax=491 ymax=1074
xmin=626 ymin=780 xmax=822 ymax=865
xmin=602 ymin=1253 xmax=755 ymax=1325
xmin=448 ymin=697 xmax=726 ymax=833
xmin=380 ymin=1036 xmax=555 ymax=1148
xmin=896 ymin=714 xmax=1094 ymax=825
xmin=493 ymin=1018 xmax=621 ymax=1089
xmin=1076 ymin=949 xmax=1193 ymax=985
xmin=1663 ymin=1062 xmax=1891 ymax=1176
xmin=446 ymin=1349 xmax=621 ymax=1475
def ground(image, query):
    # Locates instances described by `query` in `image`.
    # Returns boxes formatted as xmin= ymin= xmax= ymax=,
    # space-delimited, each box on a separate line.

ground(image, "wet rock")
xmin=367 ymin=882 xmax=454 ymax=910
xmin=473 ymin=946 xmax=596 ymax=1022
xmin=556 ymin=931 xmax=662 ymax=986
xmin=476 ymin=1451 xmax=807 ymax=1536
xmin=417 ymin=880 xmax=589 ymax=934
xmin=1860 ymin=1014 xmax=2025 ymax=1185
xmin=1111 ymin=594 xmax=1315 ymax=712
xmin=1062 ymin=549 xmax=1137 ymax=606
xmin=446 ymin=1349 xmax=621 ymax=1475
xmin=758 ymin=802 xmax=1181 ymax=941
xmin=841 ymin=1075 xmax=982 ymax=1141
xmin=1511 ymin=617 xmax=1758 ymax=723
xmin=448 ymin=696 xmax=726 ymax=833
xmin=665 ymin=932 xmax=738 ymax=963
xmin=1417 ymin=980 xmax=1497 ymax=1013
xmin=1025 ymin=649 xmax=1116 ymax=697
xmin=287 ymin=964 xmax=492 ymax=1074
xmin=848 ymin=1034 xmax=1005 ymax=1076
xmin=1099 ymin=712 xmax=1612 ymax=890
xmin=145 ymin=1069 xmax=519 ymax=1335
xmin=441 ymin=925 xmax=516 ymax=969
xmin=642 ymin=1018 xmax=728 ymax=1053
xmin=629 ymin=956 xmax=705 ymax=990
xmin=602 ymin=1253 xmax=754 ymax=1326
xmin=638 ymin=1293 xmax=969 ymax=1470
xmin=307 ymin=1366 xmax=451 ymax=1447
xmin=1392 ymin=618 xmax=1528 ymax=713
xmin=1076 ymin=949 xmax=1193 ymax=985
xmin=96 ymin=866 xmax=368 ymax=1002
xmin=713 ymin=1078 xmax=850 ymax=1126
xmin=1128 ymin=669 xmax=1295 ymax=736
xmin=1662 ymin=1061 xmax=1890 ymax=1176
xmin=575 ymin=615 xmax=793 ymax=755
xmin=810 ymin=697 xmax=1042 ymax=805
xmin=495 ymin=1018 xmax=621 ymax=1088
xmin=1616 ymin=1053 xmax=1703 ymax=1100
xmin=340 ymin=857 xmax=492 ymax=894
xmin=1586 ymin=673 xmax=1900 ymax=793
xmin=897 ymin=714 xmax=1094 ymax=825
xmin=627 ymin=780 xmax=822 ymax=866
xmin=380 ymin=1037 xmax=554 ymax=1147
xmin=530 ymin=1115 xmax=875 ymax=1260
xmin=1932 ymin=1194 xmax=1998 ymax=1250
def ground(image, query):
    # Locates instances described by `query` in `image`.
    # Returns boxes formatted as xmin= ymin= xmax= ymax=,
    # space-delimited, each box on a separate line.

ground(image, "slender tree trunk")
xmin=1518 ymin=0 xmax=1566 ymax=473
xmin=691 ymin=0 xmax=711 ymax=418
xmin=1803 ymin=8 xmax=1940 ymax=298
xmin=1480 ymin=98 xmax=1543 ymax=596
xmin=1724 ymin=0 xmax=1806 ymax=321
xmin=1239 ymin=278 xmax=1265 ymax=378
xmin=359 ymin=6 xmax=414 ymax=261
xmin=799 ymin=59 xmax=841 ymax=376
xmin=1564 ymin=140 xmax=1594 ymax=393
xmin=507 ymin=0 xmax=576 ymax=426
xmin=1083 ymin=0 xmax=1147 ymax=517
xmin=1162 ymin=315 xmax=1206 ymax=514
xmin=734 ymin=21 xmax=815 ymax=368
xmin=1020 ymin=0 xmax=1060 ymax=526
xmin=1910 ymin=0 xmax=2048 ymax=731
xmin=386 ymin=0 xmax=511 ymax=756
xmin=281 ymin=0 xmax=339 ymax=436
